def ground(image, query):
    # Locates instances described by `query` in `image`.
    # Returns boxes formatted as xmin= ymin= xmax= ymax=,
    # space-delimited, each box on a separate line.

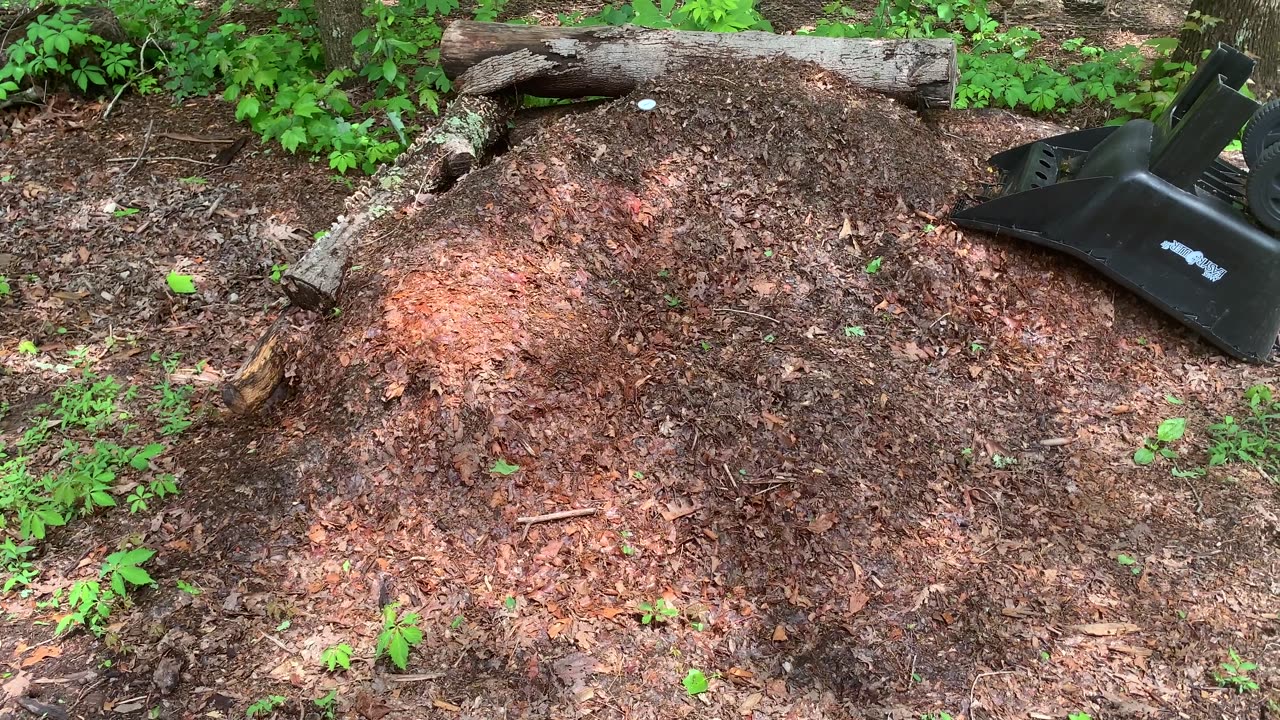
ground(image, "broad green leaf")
xmin=388 ymin=632 xmax=409 ymax=670
xmin=280 ymin=125 xmax=307 ymax=153
xmin=682 ymin=668 xmax=709 ymax=695
xmin=110 ymin=571 xmax=126 ymax=596
xmin=166 ymin=272 xmax=197 ymax=294
xmin=18 ymin=339 xmax=38 ymax=354
xmin=116 ymin=565 xmax=153 ymax=586
xmin=117 ymin=547 xmax=156 ymax=566
xmin=864 ymin=256 xmax=883 ymax=274
xmin=1156 ymin=417 xmax=1186 ymax=443
xmin=1133 ymin=447 xmax=1155 ymax=466
xmin=490 ymin=458 xmax=520 ymax=476
xmin=382 ymin=59 xmax=396 ymax=84
xmin=130 ymin=443 xmax=165 ymax=470
xmin=235 ymin=95 xmax=261 ymax=121
xmin=400 ymin=625 xmax=423 ymax=644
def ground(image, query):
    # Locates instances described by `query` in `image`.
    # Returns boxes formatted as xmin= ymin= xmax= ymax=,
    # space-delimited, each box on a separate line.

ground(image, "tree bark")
xmin=313 ymin=0 xmax=367 ymax=72
xmin=1175 ymin=0 xmax=1280 ymax=98
xmin=281 ymin=90 xmax=517 ymax=313
xmin=440 ymin=21 xmax=958 ymax=107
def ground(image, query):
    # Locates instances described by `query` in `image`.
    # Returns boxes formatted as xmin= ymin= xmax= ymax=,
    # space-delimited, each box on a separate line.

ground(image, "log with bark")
xmin=280 ymin=84 xmax=517 ymax=313
xmin=440 ymin=21 xmax=958 ymax=108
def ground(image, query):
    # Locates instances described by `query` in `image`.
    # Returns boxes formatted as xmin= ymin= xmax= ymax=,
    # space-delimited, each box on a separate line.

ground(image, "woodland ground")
xmin=3 ymin=2 xmax=1280 ymax=720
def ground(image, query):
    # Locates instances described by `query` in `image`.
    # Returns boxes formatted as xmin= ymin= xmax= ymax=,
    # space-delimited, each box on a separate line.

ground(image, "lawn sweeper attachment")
xmin=952 ymin=43 xmax=1280 ymax=362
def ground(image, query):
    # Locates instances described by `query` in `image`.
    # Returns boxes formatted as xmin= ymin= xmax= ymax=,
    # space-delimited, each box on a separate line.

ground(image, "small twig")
xmin=125 ymin=119 xmax=155 ymax=177
xmin=1038 ymin=437 xmax=1074 ymax=447
xmin=714 ymin=307 xmax=779 ymax=324
xmin=389 ymin=672 xmax=446 ymax=682
xmin=968 ymin=670 xmax=1019 ymax=719
xmin=516 ymin=508 xmax=597 ymax=525
xmin=105 ymin=155 xmax=217 ymax=166
xmin=259 ymin=632 xmax=289 ymax=652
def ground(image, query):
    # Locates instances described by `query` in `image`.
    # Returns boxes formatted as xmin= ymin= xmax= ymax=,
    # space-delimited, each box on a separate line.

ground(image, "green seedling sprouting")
xmin=1134 ymin=417 xmax=1185 ymax=465
xmin=638 ymin=598 xmax=678 ymax=624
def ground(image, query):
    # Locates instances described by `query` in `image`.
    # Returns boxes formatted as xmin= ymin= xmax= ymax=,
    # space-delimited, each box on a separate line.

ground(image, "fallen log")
xmin=221 ymin=308 xmax=297 ymax=415
xmin=440 ymin=21 xmax=958 ymax=108
xmin=280 ymin=85 xmax=517 ymax=313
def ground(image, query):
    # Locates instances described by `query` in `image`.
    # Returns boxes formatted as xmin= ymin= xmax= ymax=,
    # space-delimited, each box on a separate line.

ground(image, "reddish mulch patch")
xmin=2 ymin=56 xmax=1279 ymax=720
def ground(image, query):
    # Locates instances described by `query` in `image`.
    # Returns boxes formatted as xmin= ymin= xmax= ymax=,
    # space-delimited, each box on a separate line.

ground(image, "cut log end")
xmin=221 ymin=311 xmax=294 ymax=415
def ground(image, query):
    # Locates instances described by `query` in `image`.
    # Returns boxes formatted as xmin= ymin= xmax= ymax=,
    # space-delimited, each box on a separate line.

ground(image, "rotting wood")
xmin=221 ymin=308 xmax=297 ymax=414
xmin=441 ymin=21 xmax=958 ymax=107
xmin=280 ymin=82 xmax=516 ymax=313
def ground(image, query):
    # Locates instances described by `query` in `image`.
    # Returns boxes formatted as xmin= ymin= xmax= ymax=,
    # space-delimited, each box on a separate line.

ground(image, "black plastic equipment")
xmin=952 ymin=43 xmax=1280 ymax=362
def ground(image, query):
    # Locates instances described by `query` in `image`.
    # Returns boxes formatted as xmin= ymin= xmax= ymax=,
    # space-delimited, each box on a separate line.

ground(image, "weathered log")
xmin=508 ymin=98 xmax=612 ymax=147
xmin=221 ymin=308 xmax=296 ymax=414
xmin=440 ymin=21 xmax=958 ymax=107
xmin=281 ymin=86 xmax=517 ymax=313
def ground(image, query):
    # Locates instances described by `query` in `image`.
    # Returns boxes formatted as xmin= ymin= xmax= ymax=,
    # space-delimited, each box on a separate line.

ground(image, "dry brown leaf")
xmin=772 ymin=625 xmax=788 ymax=641
xmin=848 ymin=590 xmax=869 ymax=615
xmin=807 ymin=513 xmax=835 ymax=534
xmin=838 ymin=217 xmax=853 ymax=239
xmin=661 ymin=498 xmax=700 ymax=521
xmin=432 ymin=699 xmax=462 ymax=712
xmin=1073 ymin=622 xmax=1140 ymax=637
xmin=19 ymin=646 xmax=61 ymax=668
xmin=738 ymin=693 xmax=762 ymax=714
xmin=1 ymin=670 xmax=30 ymax=699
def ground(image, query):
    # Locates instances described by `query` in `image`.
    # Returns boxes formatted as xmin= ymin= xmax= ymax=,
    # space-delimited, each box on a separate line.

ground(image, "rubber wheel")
xmin=1243 ymin=99 xmax=1280 ymax=169
xmin=1247 ymin=143 xmax=1280 ymax=233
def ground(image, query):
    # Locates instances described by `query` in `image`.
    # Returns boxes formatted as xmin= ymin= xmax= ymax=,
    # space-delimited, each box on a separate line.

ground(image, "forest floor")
xmin=2 ymin=3 xmax=1280 ymax=720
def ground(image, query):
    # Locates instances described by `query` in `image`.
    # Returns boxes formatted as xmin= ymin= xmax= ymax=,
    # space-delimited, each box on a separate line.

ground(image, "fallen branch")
xmin=516 ymin=508 xmax=598 ymax=524
xmin=105 ymin=155 xmax=217 ymax=165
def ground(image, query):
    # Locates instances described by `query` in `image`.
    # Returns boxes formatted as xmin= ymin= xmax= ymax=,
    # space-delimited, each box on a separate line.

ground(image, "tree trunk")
xmin=313 ymin=0 xmax=366 ymax=72
xmin=440 ymin=21 xmax=958 ymax=108
xmin=1176 ymin=0 xmax=1280 ymax=98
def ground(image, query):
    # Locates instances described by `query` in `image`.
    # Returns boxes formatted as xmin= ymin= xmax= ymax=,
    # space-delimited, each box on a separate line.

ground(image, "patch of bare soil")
xmin=2 ymin=56 xmax=1278 ymax=720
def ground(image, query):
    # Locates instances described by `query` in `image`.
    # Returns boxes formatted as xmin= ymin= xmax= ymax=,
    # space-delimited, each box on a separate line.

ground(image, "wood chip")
xmin=432 ymin=698 xmax=462 ymax=712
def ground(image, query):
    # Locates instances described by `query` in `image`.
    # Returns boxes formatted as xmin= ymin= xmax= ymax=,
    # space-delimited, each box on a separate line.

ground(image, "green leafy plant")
xmin=0 ymin=277 xmax=9 ymax=295
xmin=991 ymin=453 xmax=1017 ymax=469
xmin=1215 ymin=650 xmax=1260 ymax=693
xmin=638 ymin=597 xmax=679 ymax=624
xmin=56 ymin=547 xmax=155 ymax=636
xmin=176 ymin=579 xmax=201 ymax=595
xmin=313 ymin=690 xmax=339 ymax=720
xmin=1208 ymin=385 xmax=1280 ymax=479
xmin=269 ymin=263 xmax=288 ymax=282
xmin=1133 ymin=417 xmax=1186 ymax=465
xmin=0 ymin=539 xmax=38 ymax=593
xmin=844 ymin=326 xmax=866 ymax=337
xmin=112 ymin=207 xmax=140 ymax=218
xmin=1115 ymin=553 xmax=1141 ymax=575
xmin=321 ymin=643 xmax=353 ymax=672
xmin=245 ymin=695 xmax=287 ymax=718
xmin=864 ymin=256 xmax=883 ymax=274
xmin=1068 ymin=712 xmax=1093 ymax=720
xmin=682 ymin=668 xmax=709 ymax=695
xmin=376 ymin=604 xmax=423 ymax=671
xmin=18 ymin=340 xmax=38 ymax=355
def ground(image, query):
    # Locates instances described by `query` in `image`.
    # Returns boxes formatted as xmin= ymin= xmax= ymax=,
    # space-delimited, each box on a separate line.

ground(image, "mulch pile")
xmin=3 ymin=55 xmax=1276 ymax=720
xmin=252 ymin=58 xmax=1277 ymax=718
